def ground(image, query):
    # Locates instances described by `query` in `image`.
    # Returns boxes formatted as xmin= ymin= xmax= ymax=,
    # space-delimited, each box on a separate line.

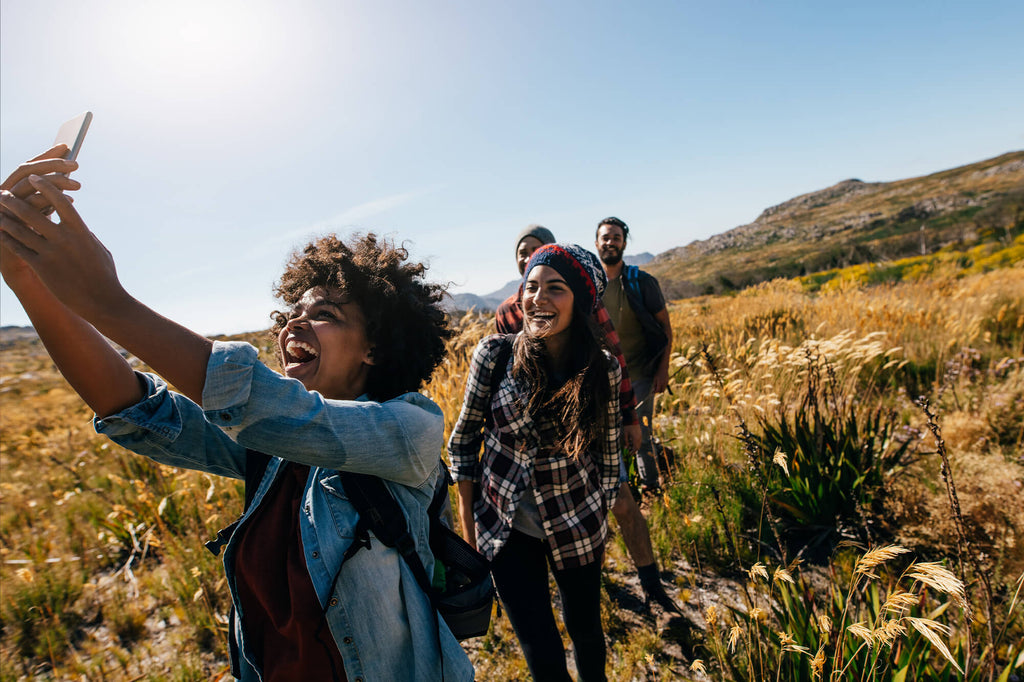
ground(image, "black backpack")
xmin=340 ymin=464 xmax=495 ymax=641
xmin=207 ymin=453 xmax=495 ymax=642
xmin=336 ymin=336 xmax=514 ymax=641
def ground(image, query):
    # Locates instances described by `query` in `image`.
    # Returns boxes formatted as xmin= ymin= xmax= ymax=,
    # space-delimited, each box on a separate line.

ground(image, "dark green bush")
xmin=748 ymin=352 xmax=919 ymax=552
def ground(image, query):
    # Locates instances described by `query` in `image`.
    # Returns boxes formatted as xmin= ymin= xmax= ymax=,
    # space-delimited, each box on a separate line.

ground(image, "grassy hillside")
xmin=650 ymin=151 xmax=1024 ymax=298
xmin=2 ymin=263 xmax=1022 ymax=679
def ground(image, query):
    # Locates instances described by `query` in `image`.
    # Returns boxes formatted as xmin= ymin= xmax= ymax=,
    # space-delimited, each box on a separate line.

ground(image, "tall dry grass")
xmin=640 ymin=266 xmax=1023 ymax=680
xmin=1 ymin=268 xmax=1021 ymax=680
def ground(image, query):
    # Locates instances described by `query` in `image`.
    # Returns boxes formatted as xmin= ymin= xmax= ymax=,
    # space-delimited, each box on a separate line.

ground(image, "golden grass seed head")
xmin=773 ymin=567 xmax=795 ymax=585
xmin=874 ymin=618 xmax=907 ymax=647
xmin=690 ymin=659 xmax=707 ymax=675
xmin=811 ymin=646 xmax=826 ymax=679
xmin=847 ymin=622 xmax=875 ymax=645
xmin=817 ymin=614 xmax=832 ymax=635
xmin=773 ymin=449 xmax=790 ymax=476
xmin=882 ymin=589 xmax=920 ymax=614
xmin=906 ymin=562 xmax=967 ymax=607
xmin=906 ymin=617 xmax=963 ymax=675
xmin=704 ymin=604 xmax=719 ymax=626
xmin=856 ymin=545 xmax=911 ymax=573
xmin=728 ymin=625 xmax=742 ymax=653
xmin=749 ymin=562 xmax=769 ymax=583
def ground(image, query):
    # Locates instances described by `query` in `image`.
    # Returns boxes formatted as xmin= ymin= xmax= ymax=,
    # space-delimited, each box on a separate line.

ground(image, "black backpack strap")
xmin=339 ymin=472 xmax=435 ymax=598
xmin=484 ymin=335 xmax=514 ymax=428
xmin=490 ymin=336 xmax=513 ymax=395
xmin=243 ymin=450 xmax=273 ymax=509
xmin=339 ymin=470 xmax=452 ymax=679
xmin=205 ymin=450 xmax=272 ymax=556
xmin=428 ymin=461 xmax=454 ymax=519
xmin=203 ymin=449 xmax=273 ymax=678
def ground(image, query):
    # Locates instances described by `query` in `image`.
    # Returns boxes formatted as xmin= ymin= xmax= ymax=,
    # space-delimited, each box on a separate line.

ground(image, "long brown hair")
xmin=512 ymin=306 xmax=613 ymax=459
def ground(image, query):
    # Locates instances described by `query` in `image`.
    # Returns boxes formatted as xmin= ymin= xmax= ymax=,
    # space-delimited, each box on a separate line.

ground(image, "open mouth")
xmin=285 ymin=339 xmax=319 ymax=365
xmin=527 ymin=311 xmax=557 ymax=330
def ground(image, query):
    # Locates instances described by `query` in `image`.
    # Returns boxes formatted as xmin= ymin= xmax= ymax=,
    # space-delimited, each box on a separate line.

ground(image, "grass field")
xmin=1 ymin=262 xmax=1022 ymax=680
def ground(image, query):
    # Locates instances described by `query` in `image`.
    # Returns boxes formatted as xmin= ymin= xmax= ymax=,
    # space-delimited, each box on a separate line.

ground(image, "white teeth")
xmin=286 ymin=340 xmax=319 ymax=360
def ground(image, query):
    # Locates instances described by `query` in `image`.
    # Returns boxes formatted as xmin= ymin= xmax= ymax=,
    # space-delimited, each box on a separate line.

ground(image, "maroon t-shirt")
xmin=233 ymin=463 xmax=347 ymax=681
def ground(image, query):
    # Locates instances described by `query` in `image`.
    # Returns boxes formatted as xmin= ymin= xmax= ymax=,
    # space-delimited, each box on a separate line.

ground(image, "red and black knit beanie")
xmin=523 ymin=243 xmax=607 ymax=313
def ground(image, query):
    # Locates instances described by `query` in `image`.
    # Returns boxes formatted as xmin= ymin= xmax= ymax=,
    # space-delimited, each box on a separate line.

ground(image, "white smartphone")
xmin=53 ymin=111 xmax=93 ymax=162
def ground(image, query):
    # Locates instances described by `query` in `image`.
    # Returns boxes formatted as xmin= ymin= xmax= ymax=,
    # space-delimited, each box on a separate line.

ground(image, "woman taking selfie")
xmin=448 ymin=244 xmax=621 ymax=682
xmin=0 ymin=146 xmax=474 ymax=681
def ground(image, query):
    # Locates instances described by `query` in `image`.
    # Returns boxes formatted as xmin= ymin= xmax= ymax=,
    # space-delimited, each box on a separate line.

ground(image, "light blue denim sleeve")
xmin=94 ymin=372 xmax=248 ymax=479
xmin=200 ymin=341 xmax=442 ymax=488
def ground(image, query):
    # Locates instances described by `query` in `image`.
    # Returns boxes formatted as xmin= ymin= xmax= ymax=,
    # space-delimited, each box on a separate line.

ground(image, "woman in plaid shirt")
xmin=448 ymin=244 xmax=621 ymax=682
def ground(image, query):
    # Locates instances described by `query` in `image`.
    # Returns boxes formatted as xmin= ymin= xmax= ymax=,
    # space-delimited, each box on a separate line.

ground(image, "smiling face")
xmin=277 ymin=286 xmax=375 ymax=400
xmin=596 ymin=223 xmax=626 ymax=266
xmin=516 ymin=235 xmax=544 ymax=275
xmin=522 ymin=265 xmax=575 ymax=341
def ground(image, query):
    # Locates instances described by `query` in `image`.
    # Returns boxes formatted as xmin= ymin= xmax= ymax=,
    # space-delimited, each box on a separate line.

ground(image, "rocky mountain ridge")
xmin=649 ymin=151 xmax=1023 ymax=297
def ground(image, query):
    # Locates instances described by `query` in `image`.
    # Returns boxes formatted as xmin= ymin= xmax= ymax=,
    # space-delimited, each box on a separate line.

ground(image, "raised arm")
xmin=0 ymin=148 xmax=145 ymax=416
xmin=0 ymin=241 xmax=144 ymax=417
xmin=0 ymin=172 xmax=212 ymax=405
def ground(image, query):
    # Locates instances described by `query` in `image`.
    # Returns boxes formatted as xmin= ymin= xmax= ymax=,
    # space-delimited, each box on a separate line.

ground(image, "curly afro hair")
xmin=271 ymin=233 xmax=453 ymax=402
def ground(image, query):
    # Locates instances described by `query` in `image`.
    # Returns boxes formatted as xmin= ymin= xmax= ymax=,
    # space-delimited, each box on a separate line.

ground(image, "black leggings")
xmin=490 ymin=530 xmax=606 ymax=682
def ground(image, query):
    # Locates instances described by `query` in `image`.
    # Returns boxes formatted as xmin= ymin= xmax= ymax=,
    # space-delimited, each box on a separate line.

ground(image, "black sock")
xmin=637 ymin=562 xmax=661 ymax=591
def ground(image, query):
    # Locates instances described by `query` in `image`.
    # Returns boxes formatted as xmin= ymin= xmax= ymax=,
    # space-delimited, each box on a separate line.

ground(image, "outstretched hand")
xmin=0 ymin=144 xmax=80 ymax=210
xmin=1 ymin=145 xmax=82 ymax=285
xmin=0 ymin=173 xmax=127 ymax=322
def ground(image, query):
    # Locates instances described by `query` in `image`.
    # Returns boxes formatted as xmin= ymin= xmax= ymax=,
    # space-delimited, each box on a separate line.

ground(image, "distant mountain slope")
xmin=624 ymin=252 xmax=655 ymax=267
xmin=0 ymin=326 xmax=40 ymax=354
xmin=649 ymin=151 xmax=1024 ymax=298
xmin=445 ymin=292 xmax=508 ymax=313
xmin=449 ymin=152 xmax=1023 ymax=310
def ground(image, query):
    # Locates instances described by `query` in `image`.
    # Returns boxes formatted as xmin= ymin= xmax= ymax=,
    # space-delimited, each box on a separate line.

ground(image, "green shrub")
xmin=0 ymin=562 xmax=86 ymax=666
xmin=747 ymin=350 xmax=918 ymax=551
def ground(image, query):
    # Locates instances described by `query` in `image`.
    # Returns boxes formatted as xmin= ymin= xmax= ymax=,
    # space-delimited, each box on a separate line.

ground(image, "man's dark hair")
xmin=271 ymin=233 xmax=453 ymax=402
xmin=596 ymin=216 xmax=629 ymax=242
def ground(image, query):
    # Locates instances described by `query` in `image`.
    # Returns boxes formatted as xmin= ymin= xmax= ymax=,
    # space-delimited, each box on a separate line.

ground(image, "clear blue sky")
xmin=2 ymin=0 xmax=1022 ymax=335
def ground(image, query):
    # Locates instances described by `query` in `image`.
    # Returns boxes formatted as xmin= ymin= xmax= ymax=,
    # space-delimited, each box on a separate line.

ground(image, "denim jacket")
xmin=95 ymin=341 xmax=474 ymax=682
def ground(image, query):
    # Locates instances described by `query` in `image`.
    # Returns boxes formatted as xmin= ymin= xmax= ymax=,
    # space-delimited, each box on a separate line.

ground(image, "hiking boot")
xmin=641 ymin=579 xmax=681 ymax=615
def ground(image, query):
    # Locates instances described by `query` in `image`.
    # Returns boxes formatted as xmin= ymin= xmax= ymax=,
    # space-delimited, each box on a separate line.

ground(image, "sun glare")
xmin=94 ymin=1 xmax=278 ymax=101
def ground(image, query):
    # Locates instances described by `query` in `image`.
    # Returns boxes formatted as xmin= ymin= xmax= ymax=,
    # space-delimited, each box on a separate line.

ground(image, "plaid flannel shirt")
xmin=447 ymin=334 xmax=621 ymax=570
xmin=495 ymin=290 xmax=638 ymax=426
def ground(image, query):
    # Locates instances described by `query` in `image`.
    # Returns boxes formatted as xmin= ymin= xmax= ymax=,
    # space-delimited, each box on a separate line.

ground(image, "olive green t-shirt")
xmin=604 ymin=277 xmax=652 ymax=379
